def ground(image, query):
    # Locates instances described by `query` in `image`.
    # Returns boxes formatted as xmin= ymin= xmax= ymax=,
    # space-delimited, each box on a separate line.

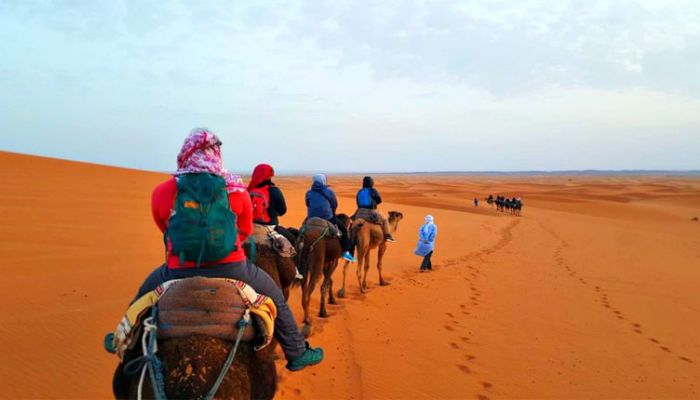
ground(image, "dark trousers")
xmin=420 ymin=251 xmax=433 ymax=270
xmin=133 ymin=261 xmax=307 ymax=360
xmin=330 ymin=216 xmax=351 ymax=253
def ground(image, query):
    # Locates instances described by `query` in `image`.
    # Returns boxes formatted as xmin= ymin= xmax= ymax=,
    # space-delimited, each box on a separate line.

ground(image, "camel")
xmin=297 ymin=214 xmax=351 ymax=337
xmin=244 ymin=224 xmax=299 ymax=300
xmin=337 ymin=211 xmax=403 ymax=297
xmin=113 ymin=278 xmax=278 ymax=400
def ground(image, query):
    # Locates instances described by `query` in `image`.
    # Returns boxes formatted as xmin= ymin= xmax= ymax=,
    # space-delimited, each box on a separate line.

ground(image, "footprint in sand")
xmin=476 ymin=394 xmax=490 ymax=400
xmin=456 ymin=364 xmax=471 ymax=374
xmin=679 ymin=356 xmax=694 ymax=363
xmin=649 ymin=338 xmax=660 ymax=344
xmin=481 ymin=382 xmax=493 ymax=390
xmin=444 ymin=325 xmax=455 ymax=331
xmin=450 ymin=342 xmax=460 ymax=349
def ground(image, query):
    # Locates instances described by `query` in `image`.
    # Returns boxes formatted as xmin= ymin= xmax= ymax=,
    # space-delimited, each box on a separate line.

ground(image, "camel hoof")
xmin=319 ymin=309 xmax=328 ymax=318
xmin=301 ymin=323 xmax=312 ymax=338
xmin=328 ymin=297 xmax=337 ymax=305
xmin=336 ymin=288 xmax=345 ymax=298
xmin=379 ymin=280 xmax=390 ymax=286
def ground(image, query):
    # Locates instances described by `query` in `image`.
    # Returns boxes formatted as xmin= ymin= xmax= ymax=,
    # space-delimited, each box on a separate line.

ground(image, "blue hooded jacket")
xmin=414 ymin=215 xmax=437 ymax=256
xmin=305 ymin=174 xmax=338 ymax=220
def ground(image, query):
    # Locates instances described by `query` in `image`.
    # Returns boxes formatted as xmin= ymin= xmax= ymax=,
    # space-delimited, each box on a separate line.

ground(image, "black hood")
xmin=362 ymin=176 xmax=374 ymax=188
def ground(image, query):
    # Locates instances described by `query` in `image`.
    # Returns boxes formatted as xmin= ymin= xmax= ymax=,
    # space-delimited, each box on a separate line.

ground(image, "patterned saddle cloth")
xmin=110 ymin=277 xmax=277 ymax=359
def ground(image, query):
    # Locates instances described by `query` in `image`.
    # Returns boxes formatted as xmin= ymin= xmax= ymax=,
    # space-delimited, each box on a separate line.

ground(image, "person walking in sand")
xmin=415 ymin=214 xmax=437 ymax=272
xmin=474 ymin=197 xmax=479 ymax=207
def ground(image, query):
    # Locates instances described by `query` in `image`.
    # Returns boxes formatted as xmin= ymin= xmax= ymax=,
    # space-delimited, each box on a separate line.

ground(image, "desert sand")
xmin=1 ymin=150 xmax=699 ymax=399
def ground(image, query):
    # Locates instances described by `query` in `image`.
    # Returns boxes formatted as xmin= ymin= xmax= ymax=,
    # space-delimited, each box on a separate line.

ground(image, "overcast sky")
xmin=1 ymin=1 xmax=699 ymax=173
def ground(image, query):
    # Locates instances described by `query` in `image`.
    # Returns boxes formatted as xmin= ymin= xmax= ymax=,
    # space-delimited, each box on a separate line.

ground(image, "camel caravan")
xmin=104 ymin=129 xmax=403 ymax=399
xmin=488 ymin=194 xmax=523 ymax=216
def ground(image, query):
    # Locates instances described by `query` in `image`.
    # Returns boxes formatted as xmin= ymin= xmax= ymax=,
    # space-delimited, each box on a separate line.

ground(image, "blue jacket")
xmin=305 ymin=175 xmax=338 ymax=220
xmin=414 ymin=222 xmax=437 ymax=256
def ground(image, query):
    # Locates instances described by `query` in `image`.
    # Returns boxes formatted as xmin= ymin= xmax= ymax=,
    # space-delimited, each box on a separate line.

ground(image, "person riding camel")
xmin=354 ymin=176 xmax=396 ymax=242
xmin=132 ymin=128 xmax=323 ymax=372
xmin=248 ymin=163 xmax=303 ymax=278
xmin=305 ymin=174 xmax=357 ymax=263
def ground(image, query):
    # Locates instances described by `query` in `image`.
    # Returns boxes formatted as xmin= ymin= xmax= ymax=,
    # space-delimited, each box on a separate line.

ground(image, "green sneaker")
xmin=286 ymin=342 xmax=324 ymax=371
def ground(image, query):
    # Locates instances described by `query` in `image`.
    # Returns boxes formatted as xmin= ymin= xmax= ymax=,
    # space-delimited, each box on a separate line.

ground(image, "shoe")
xmin=295 ymin=268 xmax=303 ymax=280
xmin=385 ymin=234 xmax=396 ymax=243
xmin=342 ymin=251 xmax=357 ymax=263
xmin=286 ymin=342 xmax=324 ymax=371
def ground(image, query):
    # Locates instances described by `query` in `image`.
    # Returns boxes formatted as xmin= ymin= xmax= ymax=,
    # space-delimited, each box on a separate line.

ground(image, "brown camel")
xmin=113 ymin=278 xmax=280 ymax=399
xmin=244 ymin=224 xmax=299 ymax=300
xmin=338 ymin=211 xmax=403 ymax=297
xmin=298 ymin=214 xmax=351 ymax=337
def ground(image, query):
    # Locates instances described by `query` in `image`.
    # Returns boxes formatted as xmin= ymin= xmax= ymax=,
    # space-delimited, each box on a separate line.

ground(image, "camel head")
xmin=387 ymin=211 xmax=403 ymax=233
xmin=336 ymin=213 xmax=352 ymax=230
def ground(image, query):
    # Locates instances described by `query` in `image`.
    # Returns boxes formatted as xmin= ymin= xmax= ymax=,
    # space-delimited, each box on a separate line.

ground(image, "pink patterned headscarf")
xmin=174 ymin=128 xmax=246 ymax=193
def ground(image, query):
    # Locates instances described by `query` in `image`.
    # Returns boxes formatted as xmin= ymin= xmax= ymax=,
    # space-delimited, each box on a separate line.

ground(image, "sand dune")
xmin=1 ymin=151 xmax=699 ymax=399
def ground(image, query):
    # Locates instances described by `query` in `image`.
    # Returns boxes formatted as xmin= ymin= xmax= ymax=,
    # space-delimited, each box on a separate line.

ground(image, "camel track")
xmin=436 ymin=218 xmax=521 ymax=400
xmin=540 ymin=222 xmax=695 ymax=365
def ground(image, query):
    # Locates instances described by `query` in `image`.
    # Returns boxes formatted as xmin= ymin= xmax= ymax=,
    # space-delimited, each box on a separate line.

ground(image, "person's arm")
xmin=429 ymin=225 xmax=437 ymax=242
xmin=372 ymin=188 xmax=382 ymax=205
xmin=269 ymin=186 xmax=287 ymax=217
xmin=328 ymin=189 xmax=338 ymax=214
xmin=229 ymin=191 xmax=253 ymax=241
xmin=151 ymin=179 xmax=175 ymax=233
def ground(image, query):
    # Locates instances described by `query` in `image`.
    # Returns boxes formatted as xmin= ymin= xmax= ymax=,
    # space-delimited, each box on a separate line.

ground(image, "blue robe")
xmin=414 ymin=223 xmax=437 ymax=256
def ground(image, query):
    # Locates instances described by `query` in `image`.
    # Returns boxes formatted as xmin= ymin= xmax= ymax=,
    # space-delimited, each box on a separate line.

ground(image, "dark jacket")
xmin=356 ymin=176 xmax=382 ymax=210
xmin=306 ymin=175 xmax=338 ymax=220
xmin=254 ymin=180 xmax=287 ymax=226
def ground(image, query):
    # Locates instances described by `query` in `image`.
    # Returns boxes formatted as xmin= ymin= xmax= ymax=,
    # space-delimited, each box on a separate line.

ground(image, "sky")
xmin=1 ymin=0 xmax=700 ymax=173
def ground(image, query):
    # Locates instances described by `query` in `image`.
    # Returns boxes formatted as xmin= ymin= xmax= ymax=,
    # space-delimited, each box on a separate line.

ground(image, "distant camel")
xmin=113 ymin=278 xmax=277 ymax=400
xmin=338 ymin=211 xmax=403 ymax=296
xmin=297 ymin=214 xmax=351 ymax=337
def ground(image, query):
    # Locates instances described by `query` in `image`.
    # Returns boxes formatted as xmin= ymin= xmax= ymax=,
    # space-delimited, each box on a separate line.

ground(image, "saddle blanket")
xmin=112 ymin=278 xmax=276 ymax=359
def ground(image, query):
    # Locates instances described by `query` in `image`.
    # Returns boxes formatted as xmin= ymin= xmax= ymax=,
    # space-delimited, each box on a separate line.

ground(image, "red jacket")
xmin=152 ymin=177 xmax=253 ymax=268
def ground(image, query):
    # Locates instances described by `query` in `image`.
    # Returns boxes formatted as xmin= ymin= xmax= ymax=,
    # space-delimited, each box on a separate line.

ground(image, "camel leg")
xmin=319 ymin=268 xmax=330 ymax=318
xmin=377 ymin=243 xmax=389 ymax=286
xmin=337 ymin=260 xmax=349 ymax=298
xmin=328 ymin=264 xmax=337 ymax=305
xmin=362 ymin=252 xmax=371 ymax=292
xmin=301 ymin=268 xmax=321 ymax=337
xmin=356 ymin=249 xmax=366 ymax=294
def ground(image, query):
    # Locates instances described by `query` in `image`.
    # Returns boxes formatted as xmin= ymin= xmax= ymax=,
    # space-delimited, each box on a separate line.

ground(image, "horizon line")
xmin=2 ymin=150 xmax=699 ymax=177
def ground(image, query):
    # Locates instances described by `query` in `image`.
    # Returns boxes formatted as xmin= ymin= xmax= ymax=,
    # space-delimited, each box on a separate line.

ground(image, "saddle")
xmin=301 ymin=217 xmax=340 ymax=237
xmin=352 ymin=208 xmax=381 ymax=225
xmin=111 ymin=277 xmax=277 ymax=359
xmin=250 ymin=224 xmax=297 ymax=258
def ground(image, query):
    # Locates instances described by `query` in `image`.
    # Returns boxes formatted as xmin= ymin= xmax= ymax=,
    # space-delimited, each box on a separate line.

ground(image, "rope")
xmin=203 ymin=310 xmax=252 ymax=400
xmin=123 ymin=307 xmax=167 ymax=400
xmin=307 ymin=225 xmax=329 ymax=253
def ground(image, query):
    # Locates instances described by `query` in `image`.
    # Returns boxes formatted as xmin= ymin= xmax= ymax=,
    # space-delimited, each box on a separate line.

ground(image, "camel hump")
xmin=157 ymin=277 xmax=258 ymax=342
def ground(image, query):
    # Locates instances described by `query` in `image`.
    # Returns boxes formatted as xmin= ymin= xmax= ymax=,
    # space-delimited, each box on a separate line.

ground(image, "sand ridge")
xmin=1 ymin=151 xmax=699 ymax=398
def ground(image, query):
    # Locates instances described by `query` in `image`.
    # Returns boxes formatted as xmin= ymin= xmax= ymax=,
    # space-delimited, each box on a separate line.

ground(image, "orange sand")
xmin=1 ymin=150 xmax=699 ymax=399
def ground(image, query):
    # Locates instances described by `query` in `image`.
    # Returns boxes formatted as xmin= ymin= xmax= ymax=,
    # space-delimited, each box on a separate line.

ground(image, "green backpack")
xmin=166 ymin=173 xmax=238 ymax=267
